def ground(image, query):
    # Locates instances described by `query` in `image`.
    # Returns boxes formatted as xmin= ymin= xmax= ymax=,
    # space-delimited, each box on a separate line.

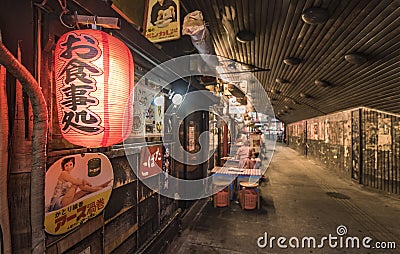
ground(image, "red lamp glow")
xmin=54 ymin=29 xmax=134 ymax=147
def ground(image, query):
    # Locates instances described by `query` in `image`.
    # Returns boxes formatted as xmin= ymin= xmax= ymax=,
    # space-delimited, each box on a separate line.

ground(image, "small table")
xmin=239 ymin=182 xmax=260 ymax=209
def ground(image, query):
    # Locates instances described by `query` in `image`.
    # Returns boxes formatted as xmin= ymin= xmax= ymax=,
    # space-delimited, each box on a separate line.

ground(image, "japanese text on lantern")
xmin=57 ymin=33 xmax=104 ymax=135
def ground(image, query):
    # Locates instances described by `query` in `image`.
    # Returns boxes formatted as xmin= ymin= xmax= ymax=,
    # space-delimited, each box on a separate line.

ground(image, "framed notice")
xmin=144 ymin=0 xmax=180 ymax=43
xmin=44 ymin=153 xmax=113 ymax=235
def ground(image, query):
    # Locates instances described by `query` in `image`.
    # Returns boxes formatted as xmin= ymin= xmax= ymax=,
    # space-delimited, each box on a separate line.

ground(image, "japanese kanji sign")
xmin=140 ymin=145 xmax=163 ymax=179
xmin=44 ymin=153 xmax=113 ymax=235
xmin=54 ymin=29 xmax=134 ymax=147
xmin=144 ymin=0 xmax=180 ymax=43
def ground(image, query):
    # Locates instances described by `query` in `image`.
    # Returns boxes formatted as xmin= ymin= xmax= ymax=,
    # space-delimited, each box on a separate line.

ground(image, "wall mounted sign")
xmin=140 ymin=145 xmax=163 ymax=179
xmin=144 ymin=0 xmax=180 ymax=43
xmin=44 ymin=153 xmax=113 ymax=235
xmin=54 ymin=29 xmax=134 ymax=148
xmin=133 ymin=86 xmax=164 ymax=136
xmin=162 ymin=144 xmax=171 ymax=190
xmin=188 ymin=121 xmax=195 ymax=152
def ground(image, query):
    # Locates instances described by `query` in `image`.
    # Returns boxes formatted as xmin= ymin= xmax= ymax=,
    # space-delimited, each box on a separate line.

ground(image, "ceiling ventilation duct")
xmin=182 ymin=10 xmax=217 ymax=68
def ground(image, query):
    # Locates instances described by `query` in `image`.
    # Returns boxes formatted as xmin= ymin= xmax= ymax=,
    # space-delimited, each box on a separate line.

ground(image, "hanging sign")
xmin=162 ymin=144 xmax=171 ymax=190
xmin=140 ymin=145 xmax=163 ymax=179
xmin=44 ymin=153 xmax=113 ymax=235
xmin=188 ymin=121 xmax=195 ymax=152
xmin=144 ymin=0 xmax=180 ymax=43
xmin=54 ymin=29 xmax=134 ymax=148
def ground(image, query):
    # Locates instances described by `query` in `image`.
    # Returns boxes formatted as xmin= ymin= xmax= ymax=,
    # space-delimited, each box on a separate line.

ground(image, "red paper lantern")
xmin=54 ymin=29 xmax=134 ymax=147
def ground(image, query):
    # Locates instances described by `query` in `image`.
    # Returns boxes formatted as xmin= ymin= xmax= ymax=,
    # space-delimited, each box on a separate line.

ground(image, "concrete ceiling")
xmin=173 ymin=0 xmax=400 ymax=123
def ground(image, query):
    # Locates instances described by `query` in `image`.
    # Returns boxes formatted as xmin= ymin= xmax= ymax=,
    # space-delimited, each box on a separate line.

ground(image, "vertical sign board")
xmin=188 ymin=121 xmax=196 ymax=152
xmin=140 ymin=145 xmax=163 ymax=179
xmin=144 ymin=0 xmax=180 ymax=43
xmin=162 ymin=144 xmax=171 ymax=190
xmin=44 ymin=153 xmax=113 ymax=235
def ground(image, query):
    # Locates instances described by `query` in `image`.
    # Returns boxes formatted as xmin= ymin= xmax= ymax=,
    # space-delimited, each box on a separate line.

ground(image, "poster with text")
xmin=140 ymin=145 xmax=163 ymax=179
xmin=133 ymin=86 xmax=164 ymax=136
xmin=144 ymin=0 xmax=180 ymax=43
xmin=162 ymin=144 xmax=171 ymax=190
xmin=44 ymin=153 xmax=113 ymax=235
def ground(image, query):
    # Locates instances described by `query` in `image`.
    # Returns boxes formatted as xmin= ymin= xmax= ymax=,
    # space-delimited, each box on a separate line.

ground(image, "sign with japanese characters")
xmin=54 ymin=29 xmax=134 ymax=148
xmin=144 ymin=0 xmax=180 ymax=43
xmin=44 ymin=153 xmax=113 ymax=235
xmin=140 ymin=145 xmax=163 ymax=179
xmin=162 ymin=144 xmax=171 ymax=190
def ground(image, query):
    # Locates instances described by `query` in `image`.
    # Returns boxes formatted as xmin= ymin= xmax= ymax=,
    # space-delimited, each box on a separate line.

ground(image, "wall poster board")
xmin=144 ymin=0 xmax=181 ymax=43
xmin=44 ymin=153 xmax=114 ymax=235
xmin=132 ymin=85 xmax=164 ymax=137
xmin=378 ymin=116 xmax=391 ymax=151
xmin=250 ymin=133 xmax=261 ymax=154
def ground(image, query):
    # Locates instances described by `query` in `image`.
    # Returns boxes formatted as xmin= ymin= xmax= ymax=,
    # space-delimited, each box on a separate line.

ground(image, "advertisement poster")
xmin=378 ymin=117 xmax=391 ymax=151
xmin=313 ymin=122 xmax=318 ymax=140
xmin=144 ymin=0 xmax=180 ymax=43
xmin=250 ymin=133 xmax=261 ymax=154
xmin=44 ymin=153 xmax=113 ymax=235
xmin=133 ymin=86 xmax=164 ymax=136
xmin=140 ymin=145 xmax=163 ymax=179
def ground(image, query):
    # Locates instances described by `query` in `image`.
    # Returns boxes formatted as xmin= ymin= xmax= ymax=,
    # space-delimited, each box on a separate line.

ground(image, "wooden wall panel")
xmin=288 ymin=107 xmax=400 ymax=194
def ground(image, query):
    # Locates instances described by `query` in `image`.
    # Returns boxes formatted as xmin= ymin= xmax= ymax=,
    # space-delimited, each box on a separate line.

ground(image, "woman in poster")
xmin=47 ymin=157 xmax=112 ymax=212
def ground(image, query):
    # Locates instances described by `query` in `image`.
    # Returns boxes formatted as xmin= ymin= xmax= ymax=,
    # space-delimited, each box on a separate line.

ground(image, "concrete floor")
xmin=165 ymin=144 xmax=400 ymax=254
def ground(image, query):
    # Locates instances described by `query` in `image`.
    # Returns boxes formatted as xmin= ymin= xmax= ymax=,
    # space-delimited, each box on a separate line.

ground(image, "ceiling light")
xmin=153 ymin=95 xmax=165 ymax=106
xmin=236 ymin=30 xmax=255 ymax=43
xmin=276 ymin=78 xmax=289 ymax=84
xmin=283 ymin=57 xmax=301 ymax=66
xmin=270 ymin=88 xmax=281 ymax=95
xmin=172 ymin=94 xmax=183 ymax=105
xmin=315 ymin=79 xmax=330 ymax=87
xmin=344 ymin=53 xmax=368 ymax=65
xmin=301 ymin=7 xmax=329 ymax=24
xmin=299 ymin=92 xmax=308 ymax=98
